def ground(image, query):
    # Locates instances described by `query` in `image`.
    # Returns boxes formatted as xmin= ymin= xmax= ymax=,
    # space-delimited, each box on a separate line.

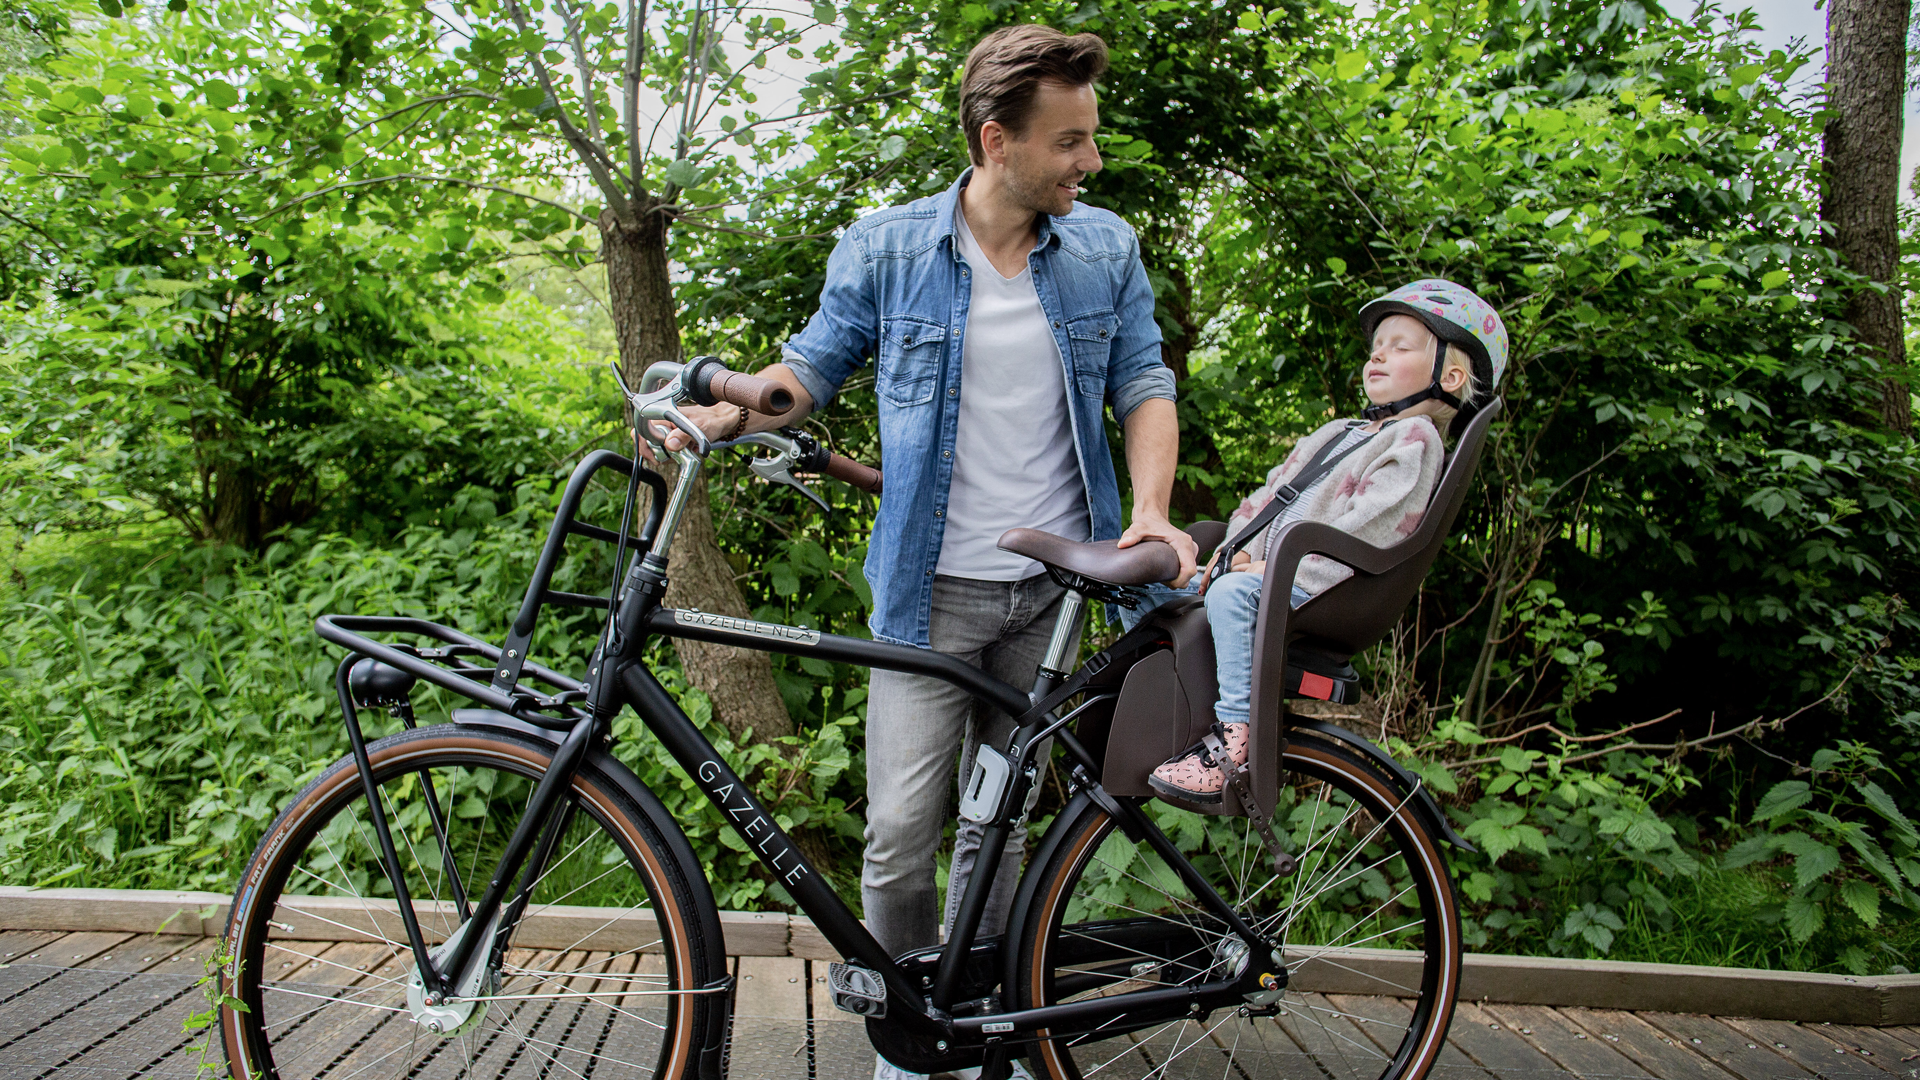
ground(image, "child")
xmin=1149 ymin=279 xmax=1508 ymax=803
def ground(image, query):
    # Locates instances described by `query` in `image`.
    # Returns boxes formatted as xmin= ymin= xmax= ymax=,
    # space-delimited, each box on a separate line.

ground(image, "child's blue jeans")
xmin=1123 ymin=572 xmax=1313 ymax=728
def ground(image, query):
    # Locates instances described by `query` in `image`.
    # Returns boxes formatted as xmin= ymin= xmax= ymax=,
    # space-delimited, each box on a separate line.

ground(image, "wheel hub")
xmin=404 ymin=912 xmax=502 ymax=1038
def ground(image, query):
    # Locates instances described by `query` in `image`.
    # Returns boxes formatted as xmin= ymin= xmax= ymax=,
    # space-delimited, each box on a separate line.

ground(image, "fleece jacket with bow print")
xmin=1223 ymin=415 xmax=1447 ymax=599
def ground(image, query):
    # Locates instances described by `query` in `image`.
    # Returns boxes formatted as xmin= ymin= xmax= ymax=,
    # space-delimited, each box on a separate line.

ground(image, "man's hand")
xmin=1229 ymin=553 xmax=1266 ymax=577
xmin=1117 ymin=513 xmax=1199 ymax=588
xmin=632 ymin=362 xmax=816 ymax=463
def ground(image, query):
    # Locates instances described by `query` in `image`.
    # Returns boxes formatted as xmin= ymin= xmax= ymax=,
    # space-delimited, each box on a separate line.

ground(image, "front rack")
xmin=313 ymin=450 xmax=669 ymax=729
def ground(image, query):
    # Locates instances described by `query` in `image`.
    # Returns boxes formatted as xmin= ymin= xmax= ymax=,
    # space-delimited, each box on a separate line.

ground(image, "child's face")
xmin=1366 ymin=315 xmax=1439 ymax=405
xmin=1365 ymin=314 xmax=1465 ymax=412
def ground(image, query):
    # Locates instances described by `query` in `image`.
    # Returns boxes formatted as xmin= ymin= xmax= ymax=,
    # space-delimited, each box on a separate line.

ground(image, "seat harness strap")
xmin=1200 ymin=422 xmax=1377 ymax=593
xmin=1201 ymin=723 xmax=1297 ymax=876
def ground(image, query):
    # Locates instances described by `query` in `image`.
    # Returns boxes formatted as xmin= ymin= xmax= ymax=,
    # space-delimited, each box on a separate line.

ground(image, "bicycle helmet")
xmin=1357 ymin=279 xmax=1507 ymax=431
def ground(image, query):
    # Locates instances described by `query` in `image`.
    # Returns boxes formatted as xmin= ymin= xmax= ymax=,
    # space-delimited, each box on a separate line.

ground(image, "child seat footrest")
xmin=1284 ymin=646 xmax=1358 ymax=703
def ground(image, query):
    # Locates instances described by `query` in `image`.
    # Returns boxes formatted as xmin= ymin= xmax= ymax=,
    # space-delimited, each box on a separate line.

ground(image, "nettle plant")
xmin=1723 ymin=741 xmax=1920 ymax=972
xmin=1397 ymin=718 xmax=1705 ymax=957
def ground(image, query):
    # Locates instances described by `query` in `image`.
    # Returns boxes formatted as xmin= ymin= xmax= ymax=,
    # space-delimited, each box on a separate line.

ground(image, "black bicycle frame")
xmin=315 ymin=448 xmax=1278 ymax=1043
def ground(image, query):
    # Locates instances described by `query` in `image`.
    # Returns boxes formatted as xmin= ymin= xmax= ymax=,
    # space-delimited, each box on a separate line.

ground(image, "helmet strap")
xmin=1361 ymin=332 xmax=1464 ymax=422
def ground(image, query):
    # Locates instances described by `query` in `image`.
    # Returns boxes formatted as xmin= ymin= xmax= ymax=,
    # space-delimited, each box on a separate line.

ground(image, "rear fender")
xmin=1288 ymin=718 xmax=1474 ymax=852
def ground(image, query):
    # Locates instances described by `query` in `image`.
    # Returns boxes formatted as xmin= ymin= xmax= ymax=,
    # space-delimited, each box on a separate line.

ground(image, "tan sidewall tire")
xmin=1023 ymin=733 xmax=1462 ymax=1080
xmin=219 ymin=727 xmax=710 ymax=1080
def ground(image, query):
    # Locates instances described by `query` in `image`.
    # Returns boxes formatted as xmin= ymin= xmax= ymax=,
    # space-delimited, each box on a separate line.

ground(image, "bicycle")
xmin=219 ymin=355 xmax=1487 ymax=1080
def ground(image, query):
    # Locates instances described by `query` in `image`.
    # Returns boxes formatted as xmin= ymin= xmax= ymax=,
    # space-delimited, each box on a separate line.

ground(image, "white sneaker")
xmin=949 ymin=1063 xmax=1035 ymax=1080
xmin=873 ymin=1058 xmax=925 ymax=1080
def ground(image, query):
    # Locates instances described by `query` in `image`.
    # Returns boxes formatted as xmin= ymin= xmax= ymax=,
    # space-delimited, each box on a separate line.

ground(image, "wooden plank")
xmin=588 ymin=949 xmax=674 ymax=1074
xmin=1446 ymin=1001 xmax=1576 ymax=1080
xmin=1639 ymin=1012 xmax=1816 ymax=1080
xmin=1717 ymin=1018 xmax=1894 ymax=1080
xmin=1561 ymin=1007 xmax=1740 ymax=1080
xmin=0 ymin=933 xmax=190 ymax=1046
xmin=0 ymin=936 xmax=215 ymax=1073
xmin=1274 ymin=991 xmax=1404 ymax=1080
xmin=1482 ymin=1003 xmax=1652 ymax=1079
xmin=1819 ymin=1024 xmax=1920 ymax=1072
xmin=728 ymin=955 xmax=809 ymax=1080
xmin=0 ymin=886 xmax=229 ymax=936
xmin=0 ymin=929 xmax=67 ymax=959
xmin=735 ymin=954 xmax=808 ymax=1019
xmin=258 ymin=941 xmax=419 ymax=1080
xmin=26 ymin=931 xmax=135 ymax=967
xmin=788 ymin=914 xmax=840 ymax=961
xmin=721 ymin=909 xmax=791 ymax=957
xmin=1328 ymin=993 xmax=1493 ymax=1080
xmin=494 ymin=950 xmax=621 ymax=1080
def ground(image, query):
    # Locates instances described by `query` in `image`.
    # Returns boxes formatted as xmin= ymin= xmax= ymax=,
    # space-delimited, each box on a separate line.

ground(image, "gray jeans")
xmin=861 ymin=573 xmax=1073 ymax=957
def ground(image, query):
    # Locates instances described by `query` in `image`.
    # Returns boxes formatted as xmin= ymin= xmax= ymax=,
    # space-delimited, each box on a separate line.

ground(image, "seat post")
xmin=1033 ymin=590 xmax=1086 ymax=695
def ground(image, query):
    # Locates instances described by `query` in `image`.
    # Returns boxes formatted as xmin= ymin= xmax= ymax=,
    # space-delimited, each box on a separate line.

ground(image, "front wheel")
xmin=221 ymin=723 xmax=726 ymax=1080
xmin=1014 ymin=730 xmax=1462 ymax=1080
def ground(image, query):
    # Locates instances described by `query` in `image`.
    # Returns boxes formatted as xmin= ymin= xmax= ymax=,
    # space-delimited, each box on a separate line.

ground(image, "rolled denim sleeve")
xmin=1104 ymin=233 xmax=1174 ymax=426
xmin=780 ymin=230 xmax=877 ymax=410
xmin=1111 ymin=365 xmax=1176 ymax=425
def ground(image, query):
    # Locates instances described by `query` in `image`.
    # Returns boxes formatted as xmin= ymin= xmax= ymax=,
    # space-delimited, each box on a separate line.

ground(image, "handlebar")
xmin=820 ymin=452 xmax=883 ymax=494
xmin=687 ymin=356 xmax=794 ymax=416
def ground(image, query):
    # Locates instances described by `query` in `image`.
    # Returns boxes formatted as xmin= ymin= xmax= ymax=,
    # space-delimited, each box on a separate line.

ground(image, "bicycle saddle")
xmin=997 ymin=528 xmax=1181 ymax=586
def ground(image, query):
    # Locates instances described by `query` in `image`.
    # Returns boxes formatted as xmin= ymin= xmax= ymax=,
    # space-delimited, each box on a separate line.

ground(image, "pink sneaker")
xmin=1147 ymin=724 xmax=1249 ymax=804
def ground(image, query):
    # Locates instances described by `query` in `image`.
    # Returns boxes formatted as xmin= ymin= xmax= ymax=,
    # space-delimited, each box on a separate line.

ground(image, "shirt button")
xmin=935 ymin=509 xmax=944 ymax=518
xmin=948 ymin=388 xmax=957 ymax=397
xmin=943 ymin=450 xmax=952 ymax=458
xmin=1053 ymin=320 xmax=1062 ymax=328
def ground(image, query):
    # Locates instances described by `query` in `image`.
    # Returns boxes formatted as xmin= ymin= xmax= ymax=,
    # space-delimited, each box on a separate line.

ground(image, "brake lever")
xmin=715 ymin=430 xmax=829 ymax=513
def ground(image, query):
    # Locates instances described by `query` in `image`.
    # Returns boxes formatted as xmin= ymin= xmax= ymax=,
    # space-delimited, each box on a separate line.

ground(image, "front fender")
xmin=1288 ymin=718 xmax=1475 ymax=853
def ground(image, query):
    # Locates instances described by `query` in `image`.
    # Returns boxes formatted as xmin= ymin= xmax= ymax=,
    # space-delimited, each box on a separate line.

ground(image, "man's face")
xmin=993 ymin=80 xmax=1103 ymax=217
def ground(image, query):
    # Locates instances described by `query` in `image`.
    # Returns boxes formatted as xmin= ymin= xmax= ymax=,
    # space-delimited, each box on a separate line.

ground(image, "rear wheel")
xmin=1014 ymin=730 xmax=1462 ymax=1080
xmin=221 ymin=724 xmax=724 ymax=1080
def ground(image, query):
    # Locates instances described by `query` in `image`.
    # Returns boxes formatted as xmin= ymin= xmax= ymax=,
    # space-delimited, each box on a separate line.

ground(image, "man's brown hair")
xmin=960 ymin=25 xmax=1109 ymax=166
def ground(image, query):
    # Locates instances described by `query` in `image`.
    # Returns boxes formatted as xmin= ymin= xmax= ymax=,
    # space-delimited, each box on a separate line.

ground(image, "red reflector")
xmin=1299 ymin=672 xmax=1336 ymax=700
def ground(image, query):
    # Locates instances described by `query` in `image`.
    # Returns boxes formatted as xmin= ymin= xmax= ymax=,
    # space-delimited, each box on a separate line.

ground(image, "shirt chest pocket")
xmin=1065 ymin=312 xmax=1119 ymax=398
xmin=877 ymin=316 xmax=947 ymax=406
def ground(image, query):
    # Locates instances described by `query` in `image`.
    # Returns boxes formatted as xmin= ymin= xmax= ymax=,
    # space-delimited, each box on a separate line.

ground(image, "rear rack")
xmin=313 ymin=450 xmax=669 ymax=729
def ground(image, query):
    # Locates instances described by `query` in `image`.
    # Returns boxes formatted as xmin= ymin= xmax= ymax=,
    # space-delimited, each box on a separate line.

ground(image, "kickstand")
xmin=978 ymin=1046 xmax=1015 ymax=1080
xmin=1201 ymin=726 xmax=1297 ymax=877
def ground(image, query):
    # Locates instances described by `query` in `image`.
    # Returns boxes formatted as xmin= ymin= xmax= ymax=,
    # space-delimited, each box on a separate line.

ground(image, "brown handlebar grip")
xmin=706 ymin=370 xmax=794 ymax=416
xmin=822 ymin=453 xmax=883 ymax=495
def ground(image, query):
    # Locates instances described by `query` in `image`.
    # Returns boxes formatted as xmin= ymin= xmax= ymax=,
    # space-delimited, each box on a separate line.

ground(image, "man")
xmin=658 ymin=25 xmax=1196 ymax=1075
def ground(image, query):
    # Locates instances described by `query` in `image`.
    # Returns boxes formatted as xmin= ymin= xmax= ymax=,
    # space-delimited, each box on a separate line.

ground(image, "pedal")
xmin=827 ymin=962 xmax=887 ymax=1018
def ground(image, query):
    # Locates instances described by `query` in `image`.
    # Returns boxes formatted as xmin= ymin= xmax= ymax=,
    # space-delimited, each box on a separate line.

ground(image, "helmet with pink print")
xmin=1357 ymin=279 xmax=1507 ymax=430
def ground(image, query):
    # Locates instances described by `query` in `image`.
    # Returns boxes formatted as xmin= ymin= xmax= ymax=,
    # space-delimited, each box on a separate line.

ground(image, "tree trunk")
xmin=1823 ymin=0 xmax=1913 ymax=435
xmin=600 ymin=205 xmax=794 ymax=743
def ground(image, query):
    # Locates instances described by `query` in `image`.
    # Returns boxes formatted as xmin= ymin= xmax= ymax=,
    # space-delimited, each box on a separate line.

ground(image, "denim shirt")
xmin=782 ymin=169 xmax=1177 ymax=648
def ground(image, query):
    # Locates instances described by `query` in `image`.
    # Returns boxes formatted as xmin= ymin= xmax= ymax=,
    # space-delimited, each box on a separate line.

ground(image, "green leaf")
xmin=1760 ymin=269 xmax=1790 ymax=290
xmin=1334 ymin=51 xmax=1367 ymax=80
xmin=1841 ymin=879 xmax=1883 ymax=927
xmin=812 ymin=0 xmax=835 ymax=23
xmin=1783 ymin=894 xmax=1823 ymax=942
xmin=38 ymin=145 xmax=71 ymax=168
xmin=1325 ymin=256 xmax=1347 ymax=275
xmin=878 ymin=135 xmax=906 ymax=162
xmin=508 ymin=86 xmax=548 ymax=111
xmin=662 ymin=157 xmax=701 ymax=189
xmin=1779 ymin=833 xmax=1841 ymax=889
xmin=1751 ymin=780 xmax=1810 ymax=822
xmin=1856 ymin=780 xmax=1920 ymax=843
xmin=201 ymin=79 xmax=239 ymax=109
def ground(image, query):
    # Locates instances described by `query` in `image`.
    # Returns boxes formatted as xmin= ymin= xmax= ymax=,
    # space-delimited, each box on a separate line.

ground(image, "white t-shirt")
xmin=935 ymin=205 xmax=1089 ymax=580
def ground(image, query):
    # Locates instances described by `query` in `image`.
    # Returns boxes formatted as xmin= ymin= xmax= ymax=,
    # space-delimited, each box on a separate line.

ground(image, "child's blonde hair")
xmin=1428 ymin=343 xmax=1479 ymax=428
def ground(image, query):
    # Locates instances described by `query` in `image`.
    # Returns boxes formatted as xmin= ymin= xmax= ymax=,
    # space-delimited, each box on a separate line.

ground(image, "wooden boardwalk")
xmin=4 ymin=927 xmax=1918 ymax=1080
